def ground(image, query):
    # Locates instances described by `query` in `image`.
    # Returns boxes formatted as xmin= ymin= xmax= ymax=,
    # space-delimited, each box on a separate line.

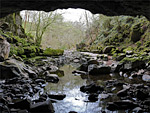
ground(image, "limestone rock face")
xmin=0 ymin=0 xmax=150 ymax=20
xmin=0 ymin=36 xmax=10 ymax=61
xmin=0 ymin=58 xmax=37 ymax=79
xmin=0 ymin=13 xmax=26 ymax=38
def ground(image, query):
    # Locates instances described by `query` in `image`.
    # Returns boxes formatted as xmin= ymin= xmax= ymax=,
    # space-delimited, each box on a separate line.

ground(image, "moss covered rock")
xmin=43 ymin=48 xmax=64 ymax=56
xmin=130 ymin=23 xmax=142 ymax=42
xmin=103 ymin=46 xmax=115 ymax=54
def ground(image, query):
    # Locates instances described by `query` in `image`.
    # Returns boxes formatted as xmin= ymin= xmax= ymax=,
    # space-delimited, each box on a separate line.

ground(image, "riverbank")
xmin=0 ymin=51 xmax=150 ymax=112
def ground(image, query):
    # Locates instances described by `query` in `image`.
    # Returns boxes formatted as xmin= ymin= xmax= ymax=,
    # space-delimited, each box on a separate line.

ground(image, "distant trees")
xmin=22 ymin=11 xmax=63 ymax=46
xmin=21 ymin=10 xmax=85 ymax=49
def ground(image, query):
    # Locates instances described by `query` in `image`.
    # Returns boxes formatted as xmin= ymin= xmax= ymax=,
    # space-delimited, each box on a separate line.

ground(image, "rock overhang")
xmin=0 ymin=0 xmax=150 ymax=19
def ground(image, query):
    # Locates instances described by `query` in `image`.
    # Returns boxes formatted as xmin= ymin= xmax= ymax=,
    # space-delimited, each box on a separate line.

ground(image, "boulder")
xmin=72 ymin=70 xmax=87 ymax=76
xmin=107 ymin=100 xmax=138 ymax=111
xmin=0 ymin=59 xmax=28 ymax=79
xmin=132 ymin=107 xmax=143 ymax=113
xmin=103 ymin=46 xmax=115 ymax=54
xmin=45 ymin=72 xmax=59 ymax=83
xmin=0 ymin=59 xmax=37 ymax=79
xmin=117 ymin=89 xmax=128 ymax=97
xmin=116 ymin=53 xmax=126 ymax=61
xmin=0 ymin=35 xmax=10 ymax=61
xmin=79 ymin=63 xmax=88 ymax=72
xmin=142 ymin=74 xmax=150 ymax=82
xmin=130 ymin=23 xmax=142 ymax=42
xmin=48 ymin=94 xmax=66 ymax=100
xmin=87 ymin=59 xmax=99 ymax=65
xmin=88 ymin=94 xmax=98 ymax=102
xmin=50 ymin=70 xmax=64 ymax=77
xmin=88 ymin=64 xmax=111 ymax=75
xmin=122 ymin=59 xmax=146 ymax=71
xmin=8 ymin=99 xmax=31 ymax=110
xmin=80 ymin=83 xmax=104 ymax=94
xmin=30 ymin=99 xmax=54 ymax=113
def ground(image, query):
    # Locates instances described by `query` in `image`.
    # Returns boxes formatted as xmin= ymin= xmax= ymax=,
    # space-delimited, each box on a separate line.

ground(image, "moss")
xmin=123 ymin=47 xmax=134 ymax=53
xmin=29 ymin=56 xmax=47 ymax=61
xmin=130 ymin=23 xmax=143 ymax=42
xmin=136 ymin=41 xmax=142 ymax=48
xmin=43 ymin=48 xmax=64 ymax=56
xmin=21 ymin=55 xmax=27 ymax=59
xmin=9 ymin=45 xmax=18 ymax=56
xmin=18 ymin=48 xmax=24 ymax=55
xmin=23 ymin=46 xmax=38 ymax=53
xmin=120 ymin=57 xmax=141 ymax=63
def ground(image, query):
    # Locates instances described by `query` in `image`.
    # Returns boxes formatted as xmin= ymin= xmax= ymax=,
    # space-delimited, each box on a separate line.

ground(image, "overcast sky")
xmin=56 ymin=8 xmax=93 ymax=22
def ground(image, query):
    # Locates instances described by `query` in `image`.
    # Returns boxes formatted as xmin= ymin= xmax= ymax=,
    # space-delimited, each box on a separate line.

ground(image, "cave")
xmin=0 ymin=1 xmax=150 ymax=113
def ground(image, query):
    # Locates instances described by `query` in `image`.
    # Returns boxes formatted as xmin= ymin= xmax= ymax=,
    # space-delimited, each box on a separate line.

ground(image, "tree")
xmin=35 ymin=11 xmax=63 ymax=46
xmin=22 ymin=11 xmax=63 ymax=46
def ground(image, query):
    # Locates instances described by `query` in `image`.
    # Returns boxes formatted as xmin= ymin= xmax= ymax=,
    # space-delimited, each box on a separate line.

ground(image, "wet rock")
xmin=132 ymin=107 xmax=143 ymax=113
xmin=103 ymin=46 xmax=115 ymax=54
xmin=30 ymin=99 xmax=54 ymax=113
xmin=103 ymin=54 xmax=108 ymax=61
xmin=0 ymin=59 xmax=29 ymax=79
xmin=50 ymin=70 xmax=64 ymax=77
xmin=5 ymin=77 xmax=19 ymax=84
xmin=117 ymin=89 xmax=128 ymax=97
xmin=99 ymin=94 xmax=110 ymax=100
xmin=18 ymin=109 xmax=29 ymax=113
xmin=73 ymin=59 xmax=80 ymax=63
xmin=88 ymin=64 xmax=111 ymax=75
xmin=147 ymin=65 xmax=150 ymax=71
xmin=48 ymin=94 xmax=66 ymax=100
xmin=45 ymin=74 xmax=59 ymax=83
xmin=72 ymin=70 xmax=87 ymax=76
xmin=69 ymin=111 xmax=77 ymax=113
xmin=107 ymin=100 xmax=137 ymax=111
xmin=8 ymin=99 xmax=31 ymax=110
xmin=88 ymin=94 xmax=98 ymax=102
xmin=126 ymin=50 xmax=133 ymax=55
xmin=80 ymin=83 xmax=104 ymax=94
xmin=0 ymin=36 xmax=10 ymax=62
xmin=136 ymin=89 xmax=149 ymax=100
xmin=143 ymin=99 xmax=150 ymax=105
xmin=132 ymin=60 xmax=146 ymax=69
xmin=87 ymin=59 xmax=99 ymax=65
xmin=112 ymin=62 xmax=123 ymax=72
xmin=122 ymin=60 xmax=145 ymax=71
xmin=35 ymin=79 xmax=45 ymax=84
xmin=24 ymin=67 xmax=37 ymax=78
xmin=79 ymin=63 xmax=88 ymax=72
xmin=116 ymin=53 xmax=126 ymax=61
xmin=49 ymin=65 xmax=59 ymax=72
xmin=142 ymin=75 xmax=150 ymax=82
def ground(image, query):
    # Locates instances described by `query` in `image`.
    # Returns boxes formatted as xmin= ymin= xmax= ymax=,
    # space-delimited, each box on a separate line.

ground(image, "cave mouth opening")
xmin=20 ymin=8 xmax=98 ymax=50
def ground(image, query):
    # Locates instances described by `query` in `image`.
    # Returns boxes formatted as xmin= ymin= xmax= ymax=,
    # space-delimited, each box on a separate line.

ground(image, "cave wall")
xmin=1 ymin=0 xmax=150 ymax=20
xmin=0 ymin=12 xmax=26 ymax=38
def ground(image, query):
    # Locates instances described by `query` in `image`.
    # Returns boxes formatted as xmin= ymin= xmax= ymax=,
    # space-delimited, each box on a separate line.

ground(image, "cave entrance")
xmin=20 ymin=8 xmax=97 ymax=50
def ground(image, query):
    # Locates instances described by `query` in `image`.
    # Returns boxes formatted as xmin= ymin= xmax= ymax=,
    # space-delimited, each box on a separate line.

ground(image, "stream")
xmin=0 ymin=51 xmax=150 ymax=113
xmin=45 ymin=64 xmax=142 ymax=113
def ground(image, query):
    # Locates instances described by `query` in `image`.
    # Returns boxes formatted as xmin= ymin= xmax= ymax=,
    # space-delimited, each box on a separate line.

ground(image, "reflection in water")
xmin=45 ymin=65 xmax=129 ymax=113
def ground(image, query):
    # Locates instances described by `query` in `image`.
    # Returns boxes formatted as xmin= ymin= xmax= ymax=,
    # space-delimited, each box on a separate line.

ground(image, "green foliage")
xmin=120 ymin=57 xmax=141 ymax=63
xmin=136 ymin=41 xmax=142 ymax=47
xmin=22 ymin=11 xmax=85 ymax=49
xmin=9 ymin=45 xmax=18 ymax=56
xmin=43 ymin=48 xmax=64 ymax=56
xmin=79 ymin=14 xmax=150 ymax=53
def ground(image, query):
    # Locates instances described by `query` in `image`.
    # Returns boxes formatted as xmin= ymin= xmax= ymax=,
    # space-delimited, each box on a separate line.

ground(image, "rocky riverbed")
xmin=0 ymin=50 xmax=150 ymax=113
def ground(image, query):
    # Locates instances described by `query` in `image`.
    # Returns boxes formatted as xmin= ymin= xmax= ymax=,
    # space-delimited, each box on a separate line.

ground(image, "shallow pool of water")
xmin=45 ymin=64 xmax=141 ymax=113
